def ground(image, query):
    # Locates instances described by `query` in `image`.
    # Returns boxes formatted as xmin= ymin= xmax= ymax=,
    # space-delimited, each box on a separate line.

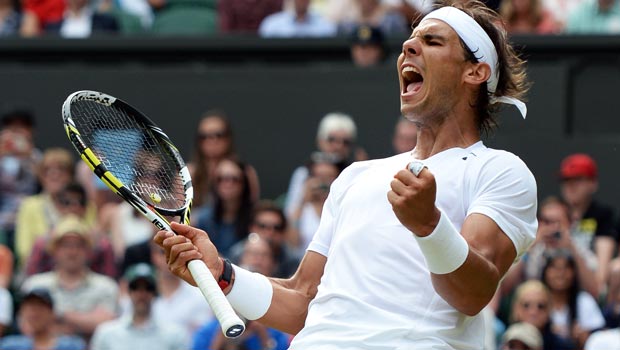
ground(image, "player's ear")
xmin=463 ymin=62 xmax=491 ymax=87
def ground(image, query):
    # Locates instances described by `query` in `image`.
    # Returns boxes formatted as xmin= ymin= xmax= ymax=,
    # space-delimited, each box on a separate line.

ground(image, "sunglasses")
xmin=326 ymin=135 xmax=352 ymax=146
xmin=198 ymin=131 xmax=227 ymax=141
xmin=216 ymin=175 xmax=242 ymax=184
xmin=520 ymin=301 xmax=547 ymax=310
xmin=254 ymin=221 xmax=285 ymax=232
xmin=57 ymin=197 xmax=86 ymax=207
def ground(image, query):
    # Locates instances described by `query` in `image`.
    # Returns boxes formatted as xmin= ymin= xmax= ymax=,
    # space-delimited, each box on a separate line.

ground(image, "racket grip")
xmin=187 ymin=259 xmax=245 ymax=338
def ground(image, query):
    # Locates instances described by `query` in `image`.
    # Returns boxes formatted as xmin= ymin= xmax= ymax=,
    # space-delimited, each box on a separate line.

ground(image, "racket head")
xmin=62 ymin=90 xmax=193 ymax=227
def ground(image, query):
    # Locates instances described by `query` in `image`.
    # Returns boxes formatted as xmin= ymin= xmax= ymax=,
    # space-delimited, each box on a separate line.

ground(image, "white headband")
xmin=421 ymin=7 xmax=527 ymax=118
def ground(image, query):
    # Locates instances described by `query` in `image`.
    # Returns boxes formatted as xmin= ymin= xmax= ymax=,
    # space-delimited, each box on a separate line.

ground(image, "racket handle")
xmin=187 ymin=259 xmax=246 ymax=338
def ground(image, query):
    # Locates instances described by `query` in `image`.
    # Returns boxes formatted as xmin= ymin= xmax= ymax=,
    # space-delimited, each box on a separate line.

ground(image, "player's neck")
xmin=411 ymin=112 xmax=480 ymax=159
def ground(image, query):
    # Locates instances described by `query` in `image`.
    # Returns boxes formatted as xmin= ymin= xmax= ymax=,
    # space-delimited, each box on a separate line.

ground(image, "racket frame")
xmin=62 ymin=90 xmax=245 ymax=338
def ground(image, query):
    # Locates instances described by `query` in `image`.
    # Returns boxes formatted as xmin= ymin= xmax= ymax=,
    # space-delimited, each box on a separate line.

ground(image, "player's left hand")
xmin=387 ymin=164 xmax=441 ymax=237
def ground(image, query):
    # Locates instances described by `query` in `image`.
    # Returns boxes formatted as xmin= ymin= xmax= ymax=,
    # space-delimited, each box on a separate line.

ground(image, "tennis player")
xmin=154 ymin=0 xmax=538 ymax=348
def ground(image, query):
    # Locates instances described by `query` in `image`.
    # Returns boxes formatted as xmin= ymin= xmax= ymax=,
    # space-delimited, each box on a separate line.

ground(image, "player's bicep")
xmin=461 ymin=213 xmax=517 ymax=277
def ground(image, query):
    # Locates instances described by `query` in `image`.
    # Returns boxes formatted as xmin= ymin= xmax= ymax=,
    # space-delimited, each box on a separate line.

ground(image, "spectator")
xmin=14 ymin=148 xmax=89 ymax=267
xmin=0 ymin=244 xmax=12 ymax=288
xmin=91 ymin=263 xmax=189 ymax=350
xmin=191 ymin=234 xmax=290 ymax=350
xmin=283 ymin=112 xmax=363 ymax=221
xmin=500 ymin=322 xmax=543 ymax=350
xmin=349 ymin=24 xmax=387 ymax=67
xmin=391 ymin=117 xmax=418 ymax=154
xmin=0 ymin=286 xmax=11 ymax=338
xmin=259 ymin=0 xmax=336 ymax=37
xmin=602 ymin=258 xmax=620 ymax=328
xmin=382 ymin=0 xmax=434 ymax=23
xmin=511 ymin=280 xmax=577 ymax=350
xmin=194 ymin=158 xmax=254 ymax=258
xmin=21 ymin=215 xmax=119 ymax=341
xmin=336 ymin=0 xmax=409 ymax=36
xmin=541 ymin=250 xmax=605 ymax=348
xmin=583 ymin=258 xmax=620 ymax=349
xmin=287 ymin=152 xmax=342 ymax=254
xmin=107 ymin=202 xmax=153 ymax=263
xmin=149 ymin=0 xmax=217 ymax=35
xmin=0 ymin=0 xmax=39 ymax=36
xmin=0 ymin=109 xmax=40 ymax=255
xmin=558 ymin=153 xmax=618 ymax=294
xmin=22 ymin=0 xmax=65 ymax=30
xmin=23 ymin=182 xmax=117 ymax=279
xmin=0 ymin=288 xmax=85 ymax=350
xmin=565 ymin=0 xmax=620 ymax=33
xmin=147 ymin=241 xmax=213 ymax=335
xmin=501 ymin=196 xmax=599 ymax=300
xmin=229 ymin=200 xmax=300 ymax=278
xmin=189 ymin=110 xmax=260 ymax=208
xmin=218 ymin=0 xmax=283 ymax=33
xmin=44 ymin=0 xmax=119 ymax=38
xmin=499 ymin=0 xmax=560 ymax=34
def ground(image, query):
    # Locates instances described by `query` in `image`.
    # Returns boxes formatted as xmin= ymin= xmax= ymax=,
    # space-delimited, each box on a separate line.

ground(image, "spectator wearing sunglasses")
xmin=91 ymin=263 xmax=189 ymax=350
xmin=510 ymin=280 xmax=576 ymax=350
xmin=283 ymin=112 xmax=366 ymax=224
xmin=188 ymin=110 xmax=260 ymax=209
xmin=229 ymin=200 xmax=301 ymax=278
xmin=23 ymin=182 xmax=117 ymax=278
xmin=194 ymin=158 xmax=254 ymax=258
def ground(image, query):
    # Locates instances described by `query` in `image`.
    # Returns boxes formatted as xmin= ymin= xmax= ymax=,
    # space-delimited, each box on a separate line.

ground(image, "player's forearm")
xmin=259 ymin=277 xmax=315 ymax=334
xmin=431 ymin=247 xmax=501 ymax=316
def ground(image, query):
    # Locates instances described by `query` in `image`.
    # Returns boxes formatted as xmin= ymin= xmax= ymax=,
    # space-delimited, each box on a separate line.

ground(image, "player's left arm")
xmin=431 ymin=213 xmax=516 ymax=316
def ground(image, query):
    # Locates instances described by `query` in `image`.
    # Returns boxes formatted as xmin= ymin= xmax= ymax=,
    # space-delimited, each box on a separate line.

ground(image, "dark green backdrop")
xmin=1 ymin=35 xmax=620 ymax=209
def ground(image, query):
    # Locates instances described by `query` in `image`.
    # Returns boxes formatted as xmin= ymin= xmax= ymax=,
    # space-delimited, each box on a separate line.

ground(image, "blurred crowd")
xmin=2 ymin=99 xmax=620 ymax=350
xmin=1 ymin=0 xmax=620 ymax=42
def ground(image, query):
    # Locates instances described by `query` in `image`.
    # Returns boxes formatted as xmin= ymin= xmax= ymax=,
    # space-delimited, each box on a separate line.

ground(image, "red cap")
xmin=560 ymin=153 xmax=597 ymax=179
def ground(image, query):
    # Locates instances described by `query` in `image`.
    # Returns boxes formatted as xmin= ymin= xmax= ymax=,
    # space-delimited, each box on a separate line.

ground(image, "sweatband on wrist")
xmin=414 ymin=211 xmax=469 ymax=274
xmin=226 ymin=264 xmax=273 ymax=320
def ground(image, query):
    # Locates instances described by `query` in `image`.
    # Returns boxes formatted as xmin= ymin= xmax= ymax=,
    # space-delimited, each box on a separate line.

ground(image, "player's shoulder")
xmin=474 ymin=145 xmax=533 ymax=176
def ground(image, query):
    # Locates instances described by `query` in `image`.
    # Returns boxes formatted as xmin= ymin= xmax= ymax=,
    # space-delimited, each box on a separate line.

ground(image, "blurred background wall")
xmin=1 ymin=35 xmax=619 ymax=205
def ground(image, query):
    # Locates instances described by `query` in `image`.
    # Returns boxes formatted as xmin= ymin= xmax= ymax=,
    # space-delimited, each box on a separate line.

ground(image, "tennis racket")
xmin=61 ymin=90 xmax=245 ymax=338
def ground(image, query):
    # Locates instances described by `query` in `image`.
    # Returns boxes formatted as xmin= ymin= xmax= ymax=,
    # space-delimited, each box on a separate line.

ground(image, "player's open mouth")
xmin=401 ymin=66 xmax=423 ymax=96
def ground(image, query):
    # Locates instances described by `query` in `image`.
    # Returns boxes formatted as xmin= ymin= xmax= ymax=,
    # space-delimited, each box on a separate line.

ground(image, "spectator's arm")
xmin=60 ymin=306 xmax=116 ymax=334
xmin=595 ymin=236 xmax=615 ymax=293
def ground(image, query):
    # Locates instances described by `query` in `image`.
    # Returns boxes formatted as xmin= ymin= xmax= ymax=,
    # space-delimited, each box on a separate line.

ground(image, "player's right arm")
xmin=153 ymin=222 xmax=326 ymax=335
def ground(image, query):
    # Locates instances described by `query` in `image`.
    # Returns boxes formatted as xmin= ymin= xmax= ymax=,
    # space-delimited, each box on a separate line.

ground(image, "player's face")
xmin=397 ymin=19 xmax=469 ymax=123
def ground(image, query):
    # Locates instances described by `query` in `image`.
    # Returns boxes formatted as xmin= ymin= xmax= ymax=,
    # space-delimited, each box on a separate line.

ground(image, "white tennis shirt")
xmin=289 ymin=142 xmax=538 ymax=350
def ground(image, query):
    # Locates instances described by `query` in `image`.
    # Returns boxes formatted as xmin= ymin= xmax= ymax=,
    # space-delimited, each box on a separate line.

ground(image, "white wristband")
xmin=226 ymin=264 xmax=273 ymax=320
xmin=414 ymin=211 xmax=469 ymax=274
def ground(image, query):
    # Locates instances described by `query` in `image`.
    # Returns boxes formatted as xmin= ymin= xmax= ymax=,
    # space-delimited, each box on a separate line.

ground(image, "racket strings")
xmin=71 ymin=100 xmax=186 ymax=210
